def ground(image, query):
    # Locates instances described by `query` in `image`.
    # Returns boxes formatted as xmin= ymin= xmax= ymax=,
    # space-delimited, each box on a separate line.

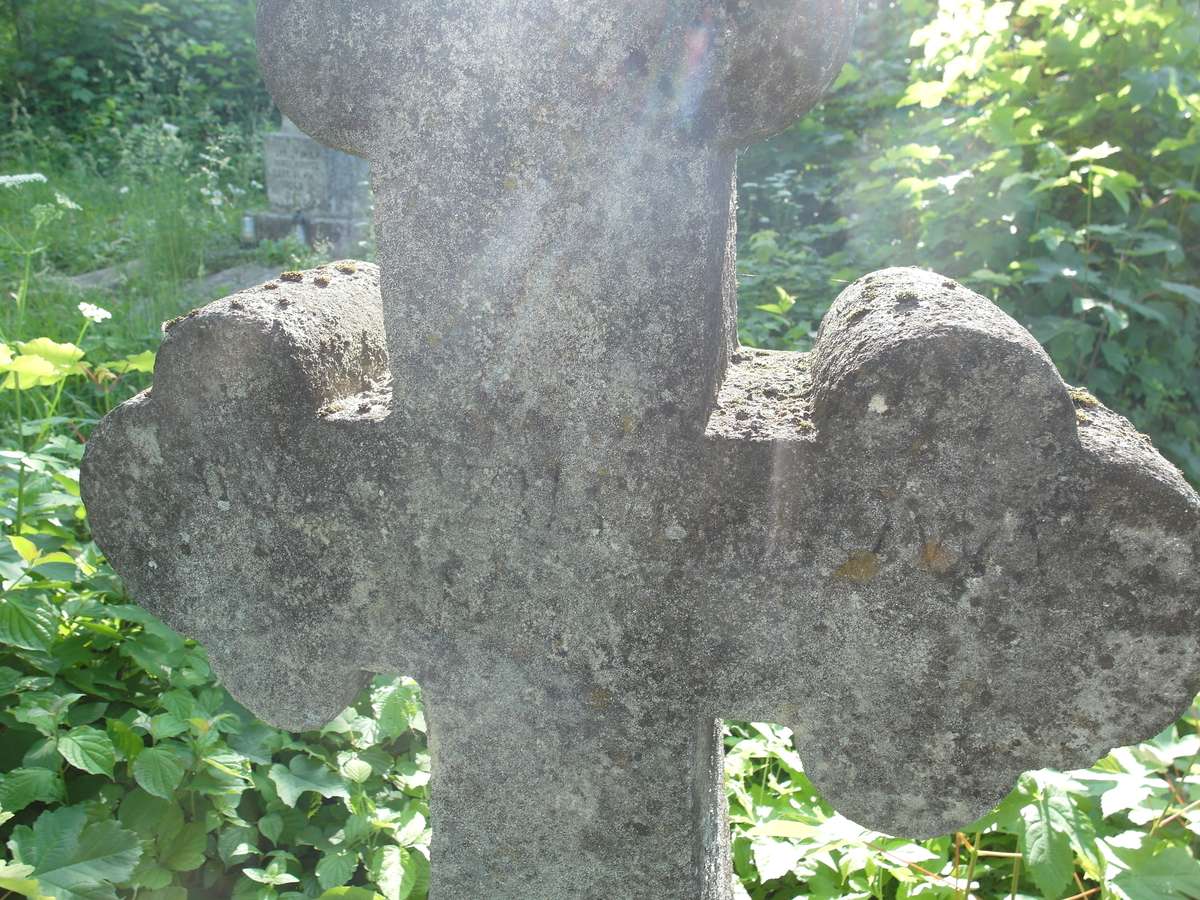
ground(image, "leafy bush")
xmin=1 ymin=0 xmax=269 ymax=168
xmin=738 ymin=0 xmax=1200 ymax=485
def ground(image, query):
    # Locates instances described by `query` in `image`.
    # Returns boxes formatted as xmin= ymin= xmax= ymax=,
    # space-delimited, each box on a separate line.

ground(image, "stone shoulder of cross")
xmin=81 ymin=3 xmax=1200 ymax=898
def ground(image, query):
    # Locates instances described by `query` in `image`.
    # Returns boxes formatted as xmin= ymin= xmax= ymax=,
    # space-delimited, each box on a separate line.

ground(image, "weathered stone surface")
xmin=81 ymin=2 xmax=1200 ymax=898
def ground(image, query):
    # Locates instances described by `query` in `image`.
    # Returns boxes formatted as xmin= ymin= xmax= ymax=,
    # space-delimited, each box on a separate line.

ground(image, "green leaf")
xmin=0 ymin=862 xmax=47 ymax=899
xmin=319 ymin=889 xmax=383 ymax=900
xmin=132 ymin=746 xmax=187 ymax=799
xmin=1161 ymin=281 xmax=1200 ymax=307
xmin=258 ymin=812 xmax=284 ymax=844
xmin=0 ymin=597 xmax=58 ymax=651
xmin=118 ymin=790 xmax=182 ymax=843
xmin=1110 ymin=844 xmax=1200 ymax=900
xmin=316 ymin=849 xmax=357 ymax=890
xmin=8 ymin=535 xmax=38 ymax=563
xmin=1068 ymin=142 xmax=1122 ymax=162
xmin=1020 ymin=784 xmax=1076 ymax=899
xmin=898 ymin=80 xmax=947 ymax=108
xmin=217 ymin=825 xmax=259 ymax=866
xmin=0 ymin=768 xmax=66 ymax=814
xmin=243 ymin=865 xmax=298 ymax=886
xmin=105 ymin=351 xmax=155 ymax=374
xmin=57 ymin=727 xmax=116 ymax=777
xmin=14 ymin=339 xmax=85 ymax=369
xmin=368 ymin=846 xmax=417 ymax=900
xmin=107 ymin=720 xmax=144 ymax=762
xmin=159 ymin=822 xmax=207 ymax=872
xmin=8 ymin=806 xmax=141 ymax=900
xmin=268 ymin=757 xmax=349 ymax=807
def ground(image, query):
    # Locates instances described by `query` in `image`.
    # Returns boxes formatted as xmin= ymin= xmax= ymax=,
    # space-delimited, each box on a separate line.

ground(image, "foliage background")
xmin=1 ymin=0 xmax=1198 ymax=898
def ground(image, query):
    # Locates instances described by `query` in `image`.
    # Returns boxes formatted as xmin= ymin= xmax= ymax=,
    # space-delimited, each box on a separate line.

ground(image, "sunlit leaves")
xmin=8 ymin=807 xmax=141 ymax=900
xmin=268 ymin=756 xmax=349 ymax=807
xmin=1019 ymin=774 xmax=1077 ymax=898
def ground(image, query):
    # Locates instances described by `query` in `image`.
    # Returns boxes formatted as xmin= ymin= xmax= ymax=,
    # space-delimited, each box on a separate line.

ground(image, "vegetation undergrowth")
xmin=1 ymin=0 xmax=1198 ymax=898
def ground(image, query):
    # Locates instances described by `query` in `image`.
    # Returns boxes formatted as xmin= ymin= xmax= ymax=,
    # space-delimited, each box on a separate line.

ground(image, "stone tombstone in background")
xmin=255 ymin=116 xmax=371 ymax=255
xmin=82 ymin=2 xmax=1200 ymax=898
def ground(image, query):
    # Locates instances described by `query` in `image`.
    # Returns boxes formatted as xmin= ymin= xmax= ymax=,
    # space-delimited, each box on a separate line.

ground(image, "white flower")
xmin=55 ymin=192 xmax=81 ymax=210
xmin=162 ymin=122 xmax=180 ymax=137
xmin=78 ymin=302 xmax=112 ymax=323
xmin=0 ymin=173 xmax=48 ymax=189
xmin=119 ymin=186 xmax=130 ymax=195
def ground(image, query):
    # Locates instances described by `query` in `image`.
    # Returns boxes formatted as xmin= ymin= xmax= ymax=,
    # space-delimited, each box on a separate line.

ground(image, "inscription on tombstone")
xmin=255 ymin=117 xmax=371 ymax=255
xmin=82 ymin=2 xmax=1200 ymax=898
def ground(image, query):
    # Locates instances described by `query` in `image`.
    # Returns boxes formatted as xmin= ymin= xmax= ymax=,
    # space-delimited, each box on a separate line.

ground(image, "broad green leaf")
xmin=107 ymin=720 xmax=144 ymax=762
xmin=0 ymin=862 xmax=47 ymax=899
xmin=1020 ymin=785 xmax=1076 ymax=899
xmin=752 ymin=838 xmax=804 ymax=882
xmin=1099 ymin=775 xmax=1159 ymax=819
xmin=319 ymin=889 xmax=384 ymax=900
xmin=139 ymin=890 xmax=187 ymax=900
xmin=1110 ymin=844 xmax=1200 ymax=900
xmin=57 ymin=727 xmax=115 ymax=777
xmin=316 ymin=849 xmax=357 ymax=890
xmin=105 ymin=350 xmax=155 ymax=374
xmin=14 ymin=339 xmax=85 ymax=368
xmin=159 ymin=822 xmax=207 ymax=872
xmin=340 ymin=757 xmax=373 ymax=784
xmin=8 ymin=535 xmax=38 ymax=563
xmin=0 ymin=597 xmax=58 ymax=651
xmin=217 ymin=825 xmax=259 ymax=866
xmin=119 ymin=791 xmax=182 ymax=844
xmin=8 ymin=807 xmax=141 ymax=900
xmin=373 ymin=680 xmax=423 ymax=739
xmin=132 ymin=746 xmax=187 ymax=799
xmin=0 ymin=768 xmax=66 ymax=813
xmin=258 ymin=812 xmax=284 ymax=844
xmin=1161 ymin=281 xmax=1200 ymax=307
xmin=898 ymin=80 xmax=947 ymax=108
xmin=130 ymin=859 xmax=172 ymax=890
xmin=268 ymin=757 xmax=349 ymax=807
xmin=368 ymin=846 xmax=418 ymax=900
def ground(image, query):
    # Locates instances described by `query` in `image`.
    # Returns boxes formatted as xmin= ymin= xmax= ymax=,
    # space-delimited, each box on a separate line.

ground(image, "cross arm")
xmin=702 ymin=267 xmax=1200 ymax=836
xmin=81 ymin=264 xmax=407 ymax=731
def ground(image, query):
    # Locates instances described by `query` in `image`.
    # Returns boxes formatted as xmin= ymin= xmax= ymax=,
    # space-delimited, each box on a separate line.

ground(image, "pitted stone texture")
xmin=82 ymin=2 xmax=1200 ymax=898
xmin=84 ymin=264 xmax=1200 ymax=891
xmin=706 ymin=268 xmax=1200 ymax=835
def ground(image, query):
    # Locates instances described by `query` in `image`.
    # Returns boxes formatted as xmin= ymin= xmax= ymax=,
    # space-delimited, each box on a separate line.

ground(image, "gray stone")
xmin=187 ymin=263 xmax=280 ymax=301
xmin=255 ymin=117 xmax=371 ymax=255
xmin=58 ymin=260 xmax=144 ymax=293
xmin=81 ymin=2 xmax=1200 ymax=898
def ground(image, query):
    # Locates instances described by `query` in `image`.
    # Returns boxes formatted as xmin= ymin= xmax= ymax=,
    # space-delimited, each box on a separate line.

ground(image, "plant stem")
xmin=14 ymin=371 xmax=25 ymax=533
xmin=960 ymin=831 xmax=981 ymax=900
xmin=34 ymin=321 xmax=89 ymax=446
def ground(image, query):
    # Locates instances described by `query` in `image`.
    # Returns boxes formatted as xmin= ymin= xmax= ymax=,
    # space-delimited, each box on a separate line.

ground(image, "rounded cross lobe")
xmin=704 ymin=268 xmax=1200 ymax=837
xmin=81 ymin=265 xmax=404 ymax=732
xmin=257 ymin=0 xmax=859 ymax=158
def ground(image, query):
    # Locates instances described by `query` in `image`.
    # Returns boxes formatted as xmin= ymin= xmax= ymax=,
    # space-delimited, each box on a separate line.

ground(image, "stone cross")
xmin=81 ymin=2 xmax=1200 ymax=897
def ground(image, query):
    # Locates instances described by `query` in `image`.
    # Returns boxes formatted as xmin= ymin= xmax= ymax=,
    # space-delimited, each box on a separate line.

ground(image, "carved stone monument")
xmin=254 ymin=117 xmax=371 ymax=255
xmin=81 ymin=2 xmax=1200 ymax=898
